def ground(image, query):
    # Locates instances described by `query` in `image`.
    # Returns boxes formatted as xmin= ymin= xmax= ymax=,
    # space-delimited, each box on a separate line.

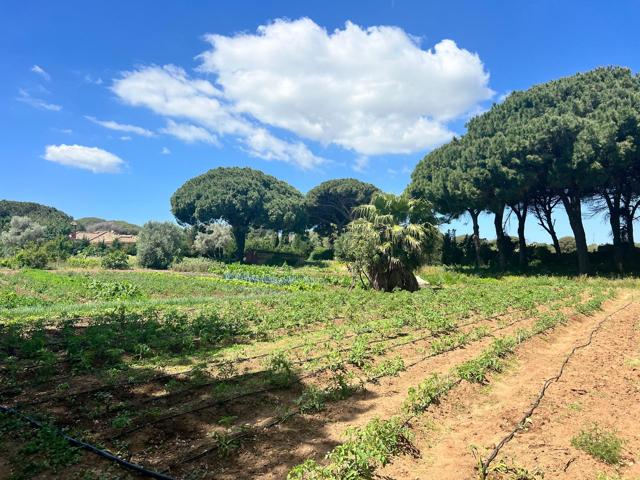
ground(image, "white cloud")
xmin=160 ymin=119 xmax=218 ymax=144
xmin=43 ymin=144 xmax=125 ymax=173
xmin=17 ymin=89 xmax=62 ymax=111
xmin=111 ymin=18 xmax=492 ymax=168
xmin=120 ymin=136 xmax=132 ymax=141
xmin=31 ymin=65 xmax=50 ymax=81
xmin=161 ymin=146 xmax=171 ymax=155
xmin=353 ymin=156 xmax=369 ymax=172
xmin=53 ymin=128 xmax=73 ymax=135
xmin=199 ymin=18 xmax=493 ymax=155
xmin=85 ymin=115 xmax=154 ymax=137
xmin=242 ymin=127 xmax=324 ymax=169
xmin=112 ymin=65 xmax=324 ymax=168
xmin=84 ymin=74 xmax=104 ymax=85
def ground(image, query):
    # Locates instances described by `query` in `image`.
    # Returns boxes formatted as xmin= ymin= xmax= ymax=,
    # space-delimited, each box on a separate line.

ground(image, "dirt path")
xmin=379 ymin=292 xmax=640 ymax=480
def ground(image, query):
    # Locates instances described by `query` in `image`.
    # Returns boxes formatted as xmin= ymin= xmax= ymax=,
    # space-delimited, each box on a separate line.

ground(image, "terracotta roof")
xmin=74 ymin=231 xmax=137 ymax=244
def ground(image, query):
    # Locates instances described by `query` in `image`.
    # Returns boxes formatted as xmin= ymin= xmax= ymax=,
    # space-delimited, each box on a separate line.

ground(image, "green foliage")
xmin=571 ymin=424 xmax=623 ymax=464
xmin=306 ymin=178 xmax=380 ymax=237
xmin=409 ymin=67 xmax=640 ymax=275
xmin=337 ymin=192 xmax=438 ymax=291
xmin=65 ymin=255 xmax=101 ymax=269
xmin=0 ymin=413 xmax=81 ymax=479
xmin=100 ymin=250 xmax=130 ymax=270
xmin=456 ymin=336 xmax=517 ymax=383
xmin=403 ymin=373 xmax=455 ymax=414
xmin=88 ymin=279 xmax=140 ymax=300
xmin=0 ymin=216 xmax=47 ymax=255
xmin=171 ymin=257 xmax=219 ymax=272
xmin=0 ymin=200 xmax=73 ymax=237
xmin=14 ymin=245 xmax=49 ymax=269
xmin=288 ymin=417 xmax=411 ymax=480
xmin=171 ymin=167 xmax=307 ymax=261
xmin=137 ymin=221 xmax=185 ymax=269
xmin=265 ymin=352 xmax=296 ymax=387
xmin=308 ymin=246 xmax=334 ymax=261
xmin=194 ymin=223 xmax=234 ymax=259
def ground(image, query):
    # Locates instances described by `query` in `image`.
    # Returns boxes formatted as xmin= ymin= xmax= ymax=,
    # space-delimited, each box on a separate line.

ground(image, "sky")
xmin=2 ymin=0 xmax=640 ymax=244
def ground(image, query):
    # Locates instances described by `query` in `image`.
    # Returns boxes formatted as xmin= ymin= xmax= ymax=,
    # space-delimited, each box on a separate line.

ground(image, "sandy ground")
xmin=379 ymin=292 xmax=640 ymax=480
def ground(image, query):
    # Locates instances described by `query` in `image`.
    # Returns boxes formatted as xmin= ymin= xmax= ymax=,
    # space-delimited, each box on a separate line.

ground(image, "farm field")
xmin=1 ymin=263 xmax=638 ymax=480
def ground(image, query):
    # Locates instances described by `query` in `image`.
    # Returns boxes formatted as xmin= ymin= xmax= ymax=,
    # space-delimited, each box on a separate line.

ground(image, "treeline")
xmin=408 ymin=67 xmax=640 ymax=274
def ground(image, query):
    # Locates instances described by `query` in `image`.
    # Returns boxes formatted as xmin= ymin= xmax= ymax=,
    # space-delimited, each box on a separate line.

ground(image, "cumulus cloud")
xmin=161 ymin=147 xmax=171 ymax=155
xmin=43 ymin=144 xmax=125 ymax=173
xmin=31 ymin=65 xmax=50 ymax=81
xmin=111 ymin=18 xmax=492 ymax=167
xmin=85 ymin=115 xmax=154 ymax=137
xmin=17 ymin=89 xmax=61 ymax=111
xmin=199 ymin=18 xmax=493 ymax=155
xmin=112 ymin=65 xmax=324 ymax=168
xmin=160 ymin=119 xmax=218 ymax=144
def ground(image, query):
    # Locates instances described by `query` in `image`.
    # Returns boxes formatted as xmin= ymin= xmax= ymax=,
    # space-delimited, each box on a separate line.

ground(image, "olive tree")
xmin=137 ymin=221 xmax=184 ymax=269
xmin=171 ymin=167 xmax=306 ymax=262
xmin=194 ymin=223 xmax=234 ymax=259
xmin=0 ymin=216 xmax=46 ymax=255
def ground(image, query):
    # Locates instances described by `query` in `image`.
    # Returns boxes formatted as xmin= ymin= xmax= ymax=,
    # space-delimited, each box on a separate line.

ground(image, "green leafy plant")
xmin=101 ymin=250 xmax=130 ymax=270
xmin=571 ymin=424 xmax=623 ymax=464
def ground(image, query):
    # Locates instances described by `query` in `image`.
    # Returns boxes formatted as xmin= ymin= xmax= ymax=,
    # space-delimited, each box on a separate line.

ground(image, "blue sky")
xmin=2 ymin=0 xmax=639 ymax=244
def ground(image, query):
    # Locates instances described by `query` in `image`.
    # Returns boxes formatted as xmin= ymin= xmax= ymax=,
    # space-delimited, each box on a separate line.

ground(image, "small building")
xmin=71 ymin=231 xmax=137 ymax=244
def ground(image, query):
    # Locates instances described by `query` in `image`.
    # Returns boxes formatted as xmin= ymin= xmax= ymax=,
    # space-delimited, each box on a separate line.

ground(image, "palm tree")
xmin=349 ymin=193 xmax=435 ymax=292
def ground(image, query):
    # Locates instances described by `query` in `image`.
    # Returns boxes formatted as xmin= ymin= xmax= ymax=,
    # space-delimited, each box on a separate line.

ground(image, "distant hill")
xmin=76 ymin=217 xmax=141 ymax=235
xmin=0 ymin=200 xmax=74 ymax=236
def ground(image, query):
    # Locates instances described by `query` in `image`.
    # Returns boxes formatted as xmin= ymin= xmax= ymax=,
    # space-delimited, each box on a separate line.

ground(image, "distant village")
xmin=71 ymin=230 xmax=137 ymax=244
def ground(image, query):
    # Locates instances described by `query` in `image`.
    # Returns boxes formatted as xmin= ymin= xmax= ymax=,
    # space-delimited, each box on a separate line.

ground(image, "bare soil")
xmin=379 ymin=292 xmax=640 ymax=480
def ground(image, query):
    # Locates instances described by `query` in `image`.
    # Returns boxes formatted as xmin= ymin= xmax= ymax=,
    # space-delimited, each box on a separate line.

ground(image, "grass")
xmin=571 ymin=424 xmax=624 ymax=465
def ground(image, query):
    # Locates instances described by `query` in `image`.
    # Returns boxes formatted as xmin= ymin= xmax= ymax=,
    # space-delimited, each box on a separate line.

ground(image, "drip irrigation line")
xmin=0 ymin=405 xmax=176 ymax=480
xmin=13 ymin=307 xmax=524 ymax=408
xmin=478 ymin=301 xmax=632 ymax=478
xmin=114 ymin=309 xmax=536 ymax=440
xmin=133 ymin=311 xmax=532 ymax=463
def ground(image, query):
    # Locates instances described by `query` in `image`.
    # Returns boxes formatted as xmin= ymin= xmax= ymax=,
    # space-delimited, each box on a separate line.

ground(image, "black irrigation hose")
xmin=16 ymin=306 xmax=524 ymax=412
xmin=6 ymin=304 xmax=529 ymax=405
xmin=157 ymin=313 xmax=533 ymax=468
xmin=114 ymin=308 xmax=536 ymax=440
xmin=478 ymin=301 xmax=632 ymax=478
xmin=0 ymin=405 xmax=176 ymax=480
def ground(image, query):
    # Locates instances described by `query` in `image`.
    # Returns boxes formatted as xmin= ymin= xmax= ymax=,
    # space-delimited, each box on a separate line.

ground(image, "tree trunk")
xmin=493 ymin=205 xmax=508 ymax=270
xmin=621 ymin=193 xmax=637 ymax=248
xmin=626 ymin=213 xmax=635 ymax=246
xmin=532 ymin=195 xmax=561 ymax=255
xmin=560 ymin=193 xmax=590 ymax=275
xmin=369 ymin=263 xmax=419 ymax=292
xmin=603 ymin=193 xmax=624 ymax=274
xmin=232 ymin=226 xmax=247 ymax=263
xmin=468 ymin=209 xmax=484 ymax=268
xmin=510 ymin=202 xmax=529 ymax=270
xmin=546 ymin=210 xmax=562 ymax=255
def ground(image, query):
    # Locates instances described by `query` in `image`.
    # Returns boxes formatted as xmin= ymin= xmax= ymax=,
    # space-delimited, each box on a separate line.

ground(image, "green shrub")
xmin=308 ymin=247 xmax=334 ymax=261
xmin=571 ymin=424 xmax=623 ymax=464
xmin=137 ymin=221 xmax=184 ymax=270
xmin=101 ymin=250 xmax=130 ymax=270
xmin=65 ymin=255 xmax=101 ymax=269
xmin=171 ymin=257 xmax=220 ymax=272
xmin=15 ymin=245 xmax=49 ymax=269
